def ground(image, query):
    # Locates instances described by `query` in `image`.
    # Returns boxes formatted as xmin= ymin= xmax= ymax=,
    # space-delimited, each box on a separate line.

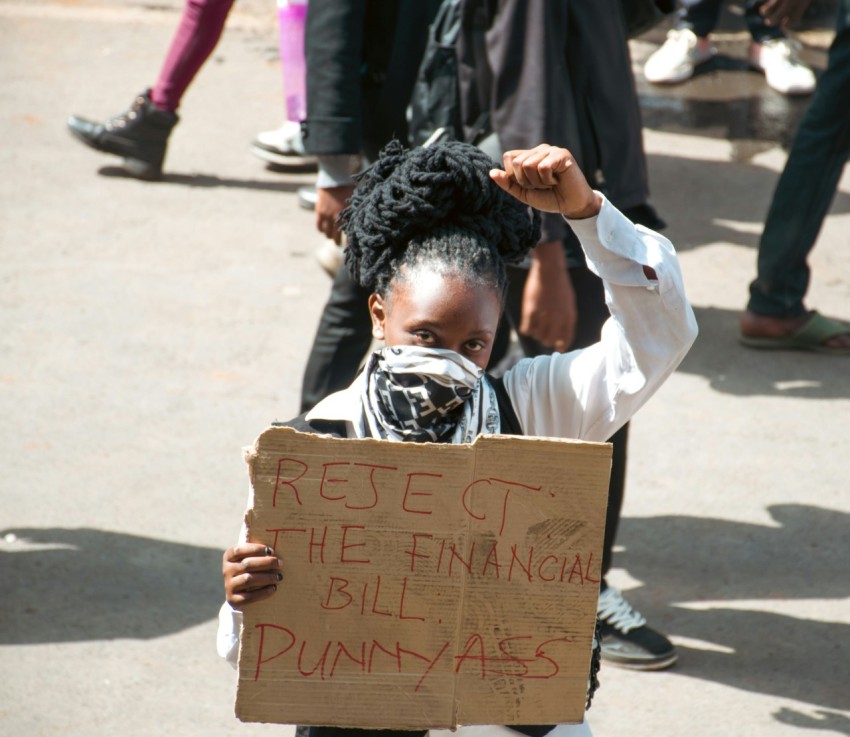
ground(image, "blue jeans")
xmin=678 ymin=0 xmax=783 ymax=42
xmin=747 ymin=0 xmax=850 ymax=317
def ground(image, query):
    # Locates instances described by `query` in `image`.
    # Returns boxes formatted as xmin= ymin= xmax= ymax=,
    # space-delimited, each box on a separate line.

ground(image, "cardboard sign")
xmin=236 ymin=427 xmax=611 ymax=730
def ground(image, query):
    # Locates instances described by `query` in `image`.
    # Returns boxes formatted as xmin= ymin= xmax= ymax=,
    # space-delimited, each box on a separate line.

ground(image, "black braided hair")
xmin=340 ymin=139 xmax=541 ymax=297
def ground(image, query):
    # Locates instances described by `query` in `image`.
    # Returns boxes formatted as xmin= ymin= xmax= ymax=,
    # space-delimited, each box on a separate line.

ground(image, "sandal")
xmin=739 ymin=311 xmax=850 ymax=355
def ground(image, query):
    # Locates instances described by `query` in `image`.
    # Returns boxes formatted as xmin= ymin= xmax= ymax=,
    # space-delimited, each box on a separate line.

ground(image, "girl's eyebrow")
xmin=407 ymin=319 xmax=493 ymax=337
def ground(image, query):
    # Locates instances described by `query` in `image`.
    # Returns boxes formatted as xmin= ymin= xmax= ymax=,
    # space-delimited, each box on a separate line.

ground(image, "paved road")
xmin=1 ymin=2 xmax=848 ymax=736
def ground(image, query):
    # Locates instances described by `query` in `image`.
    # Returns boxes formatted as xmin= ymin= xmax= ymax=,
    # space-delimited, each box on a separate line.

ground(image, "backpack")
xmin=407 ymin=0 xmax=492 ymax=147
xmin=407 ymin=0 xmax=465 ymax=146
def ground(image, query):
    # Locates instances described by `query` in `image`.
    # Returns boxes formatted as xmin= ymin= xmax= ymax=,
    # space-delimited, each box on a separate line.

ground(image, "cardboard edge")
xmin=254 ymin=425 xmax=612 ymax=452
xmin=472 ymin=432 xmax=613 ymax=450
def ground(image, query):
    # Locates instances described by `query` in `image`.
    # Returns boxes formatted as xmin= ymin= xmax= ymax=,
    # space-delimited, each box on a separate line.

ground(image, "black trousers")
xmin=299 ymin=265 xmax=374 ymax=414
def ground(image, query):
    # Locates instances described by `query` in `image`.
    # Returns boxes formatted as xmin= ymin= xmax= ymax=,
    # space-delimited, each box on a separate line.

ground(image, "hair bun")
xmin=341 ymin=139 xmax=540 ymax=288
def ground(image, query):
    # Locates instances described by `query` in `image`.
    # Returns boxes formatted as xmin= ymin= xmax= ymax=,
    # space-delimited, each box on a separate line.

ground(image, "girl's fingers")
xmin=226 ymin=543 xmax=273 ymax=562
xmin=223 ymin=543 xmax=284 ymax=609
xmin=225 ymin=570 xmax=283 ymax=608
xmin=228 ymin=584 xmax=279 ymax=608
xmin=502 ymin=149 xmax=533 ymax=188
xmin=232 ymin=570 xmax=283 ymax=594
xmin=489 ymin=170 xmax=531 ymax=205
xmin=506 ymin=147 xmax=547 ymax=188
xmin=503 ymin=146 xmax=571 ymax=190
xmin=521 ymin=146 xmax=568 ymax=188
xmin=223 ymin=545 xmax=282 ymax=577
xmin=539 ymin=149 xmax=571 ymax=186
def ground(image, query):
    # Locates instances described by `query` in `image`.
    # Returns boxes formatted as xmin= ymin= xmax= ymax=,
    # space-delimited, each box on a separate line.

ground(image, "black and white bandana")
xmin=359 ymin=346 xmax=500 ymax=443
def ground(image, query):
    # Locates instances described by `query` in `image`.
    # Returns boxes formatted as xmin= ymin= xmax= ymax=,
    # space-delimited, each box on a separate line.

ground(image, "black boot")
xmin=67 ymin=90 xmax=178 ymax=180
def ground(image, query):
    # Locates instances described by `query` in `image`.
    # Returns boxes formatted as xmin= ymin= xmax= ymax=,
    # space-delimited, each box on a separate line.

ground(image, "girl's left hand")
xmin=490 ymin=144 xmax=601 ymax=219
xmin=223 ymin=543 xmax=283 ymax=609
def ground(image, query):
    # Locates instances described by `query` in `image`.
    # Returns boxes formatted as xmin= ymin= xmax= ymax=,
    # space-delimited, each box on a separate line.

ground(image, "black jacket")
xmin=303 ymin=0 xmax=441 ymax=161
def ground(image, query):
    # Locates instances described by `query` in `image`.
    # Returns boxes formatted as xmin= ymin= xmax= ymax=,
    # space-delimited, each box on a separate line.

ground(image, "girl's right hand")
xmin=491 ymin=144 xmax=601 ymax=220
xmin=222 ymin=543 xmax=283 ymax=609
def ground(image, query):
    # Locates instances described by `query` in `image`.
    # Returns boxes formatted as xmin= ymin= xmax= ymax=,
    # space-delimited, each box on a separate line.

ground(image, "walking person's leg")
xmin=300 ymin=265 xmax=375 ymax=413
xmin=678 ymin=0 xmax=724 ymax=38
xmin=568 ymin=0 xmax=664 ymax=229
xmin=67 ymin=0 xmax=235 ymax=178
xmin=743 ymin=0 xmax=784 ymax=41
xmin=741 ymin=3 xmax=850 ymax=352
xmin=643 ymin=0 xmax=721 ymax=85
xmin=150 ymin=0 xmax=236 ymax=113
xmin=745 ymin=0 xmax=816 ymax=94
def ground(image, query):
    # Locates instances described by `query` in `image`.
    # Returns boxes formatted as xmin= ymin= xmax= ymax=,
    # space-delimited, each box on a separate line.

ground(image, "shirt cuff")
xmin=317 ymin=155 xmax=359 ymax=189
xmin=216 ymin=602 xmax=243 ymax=667
xmin=563 ymin=193 xmax=659 ymax=287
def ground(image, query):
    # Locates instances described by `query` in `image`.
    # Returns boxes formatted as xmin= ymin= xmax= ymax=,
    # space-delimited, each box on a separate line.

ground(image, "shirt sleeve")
xmin=302 ymin=0 xmax=366 ymax=155
xmin=216 ymin=481 xmax=253 ymax=668
xmin=216 ymin=602 xmax=243 ymax=668
xmin=316 ymin=154 xmax=359 ymax=189
xmin=501 ymin=194 xmax=698 ymax=442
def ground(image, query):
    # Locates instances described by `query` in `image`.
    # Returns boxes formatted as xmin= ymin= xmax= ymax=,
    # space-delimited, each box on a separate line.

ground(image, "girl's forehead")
xmin=389 ymin=268 xmax=492 ymax=304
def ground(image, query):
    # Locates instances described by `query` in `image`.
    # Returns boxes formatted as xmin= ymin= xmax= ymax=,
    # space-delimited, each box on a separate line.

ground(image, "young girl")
xmin=218 ymin=140 xmax=698 ymax=736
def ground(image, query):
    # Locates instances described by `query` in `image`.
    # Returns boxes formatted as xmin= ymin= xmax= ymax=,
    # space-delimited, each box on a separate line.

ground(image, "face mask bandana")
xmin=360 ymin=345 xmax=500 ymax=443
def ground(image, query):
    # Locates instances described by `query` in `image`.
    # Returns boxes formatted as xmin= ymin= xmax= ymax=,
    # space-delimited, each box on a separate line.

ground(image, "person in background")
xmin=297 ymin=0 xmax=441 ymax=412
xmin=740 ymin=0 xmax=850 ymax=353
xmin=457 ymin=0 xmax=681 ymax=670
xmin=644 ymin=0 xmax=816 ymax=94
xmin=67 ymin=0 xmax=312 ymax=179
xmin=251 ymin=120 xmax=316 ymax=169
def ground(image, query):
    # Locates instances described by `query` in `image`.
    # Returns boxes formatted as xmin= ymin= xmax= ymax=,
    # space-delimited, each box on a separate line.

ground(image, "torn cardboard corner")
xmin=236 ymin=426 xmax=611 ymax=730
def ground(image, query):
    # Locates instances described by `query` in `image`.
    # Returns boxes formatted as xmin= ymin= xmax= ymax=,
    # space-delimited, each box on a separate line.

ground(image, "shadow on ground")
xmin=97 ymin=165 xmax=307 ymax=192
xmin=643 ymin=152 xmax=850 ymax=251
xmin=678 ymin=305 xmax=850 ymax=398
xmin=0 ymin=527 xmax=223 ymax=643
xmin=640 ymin=73 xmax=815 ymax=151
xmin=614 ymin=504 xmax=850 ymax=712
xmin=774 ymin=707 xmax=850 ymax=735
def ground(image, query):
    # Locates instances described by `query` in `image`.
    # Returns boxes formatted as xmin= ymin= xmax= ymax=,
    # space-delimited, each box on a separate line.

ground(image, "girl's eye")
xmin=465 ymin=341 xmax=486 ymax=353
xmin=413 ymin=330 xmax=435 ymax=344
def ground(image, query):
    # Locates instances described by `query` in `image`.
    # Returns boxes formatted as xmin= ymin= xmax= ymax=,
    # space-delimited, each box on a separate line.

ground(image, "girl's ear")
xmin=368 ymin=293 xmax=386 ymax=340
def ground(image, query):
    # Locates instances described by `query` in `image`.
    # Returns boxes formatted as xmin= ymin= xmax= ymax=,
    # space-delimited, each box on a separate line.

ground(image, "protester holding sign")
xmin=218 ymin=140 xmax=698 ymax=735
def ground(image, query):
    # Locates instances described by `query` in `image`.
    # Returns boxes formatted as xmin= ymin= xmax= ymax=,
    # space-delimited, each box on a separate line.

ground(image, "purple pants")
xmin=150 ymin=0 xmax=235 ymax=112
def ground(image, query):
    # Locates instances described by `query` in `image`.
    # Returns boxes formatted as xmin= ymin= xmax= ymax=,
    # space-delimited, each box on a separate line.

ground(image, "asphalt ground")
xmin=1 ymin=2 xmax=848 ymax=736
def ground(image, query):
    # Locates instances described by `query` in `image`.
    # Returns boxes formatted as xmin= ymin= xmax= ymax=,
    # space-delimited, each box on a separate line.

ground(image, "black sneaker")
xmin=67 ymin=90 xmax=178 ymax=180
xmin=597 ymin=584 xmax=678 ymax=671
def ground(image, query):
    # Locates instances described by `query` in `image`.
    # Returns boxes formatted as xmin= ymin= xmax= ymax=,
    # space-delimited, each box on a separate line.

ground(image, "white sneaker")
xmin=749 ymin=38 xmax=816 ymax=95
xmin=644 ymin=28 xmax=716 ymax=84
xmin=315 ymin=240 xmax=344 ymax=278
xmin=297 ymin=184 xmax=317 ymax=210
xmin=251 ymin=121 xmax=317 ymax=167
